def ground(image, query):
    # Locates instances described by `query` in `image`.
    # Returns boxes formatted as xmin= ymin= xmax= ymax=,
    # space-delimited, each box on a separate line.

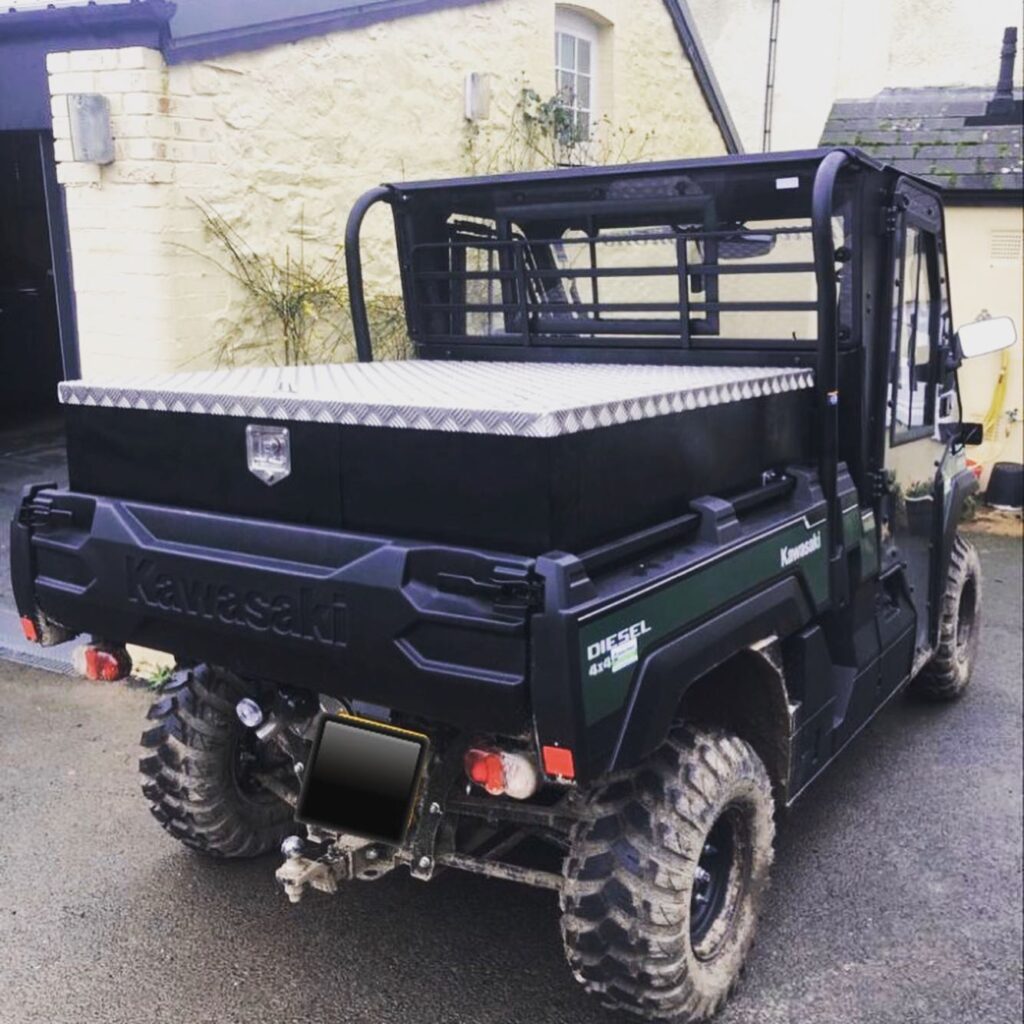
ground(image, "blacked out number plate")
xmin=296 ymin=714 xmax=430 ymax=846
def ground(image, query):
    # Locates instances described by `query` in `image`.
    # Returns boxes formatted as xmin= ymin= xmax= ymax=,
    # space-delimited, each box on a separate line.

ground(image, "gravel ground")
xmin=0 ymin=533 xmax=1020 ymax=1024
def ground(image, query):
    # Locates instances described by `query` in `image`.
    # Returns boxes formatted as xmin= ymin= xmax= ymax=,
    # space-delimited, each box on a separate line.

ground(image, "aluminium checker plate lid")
xmin=58 ymin=361 xmax=815 ymax=438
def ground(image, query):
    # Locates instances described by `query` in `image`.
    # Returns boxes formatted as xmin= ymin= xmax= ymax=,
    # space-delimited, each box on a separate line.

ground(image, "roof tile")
xmin=822 ymin=86 xmax=1024 ymax=194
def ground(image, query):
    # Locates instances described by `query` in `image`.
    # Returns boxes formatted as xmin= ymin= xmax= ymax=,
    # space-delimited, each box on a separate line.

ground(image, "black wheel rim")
xmin=690 ymin=813 xmax=735 ymax=946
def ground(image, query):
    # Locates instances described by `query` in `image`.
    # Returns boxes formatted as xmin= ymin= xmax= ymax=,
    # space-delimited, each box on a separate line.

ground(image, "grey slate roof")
xmin=820 ymin=87 xmax=1023 ymax=197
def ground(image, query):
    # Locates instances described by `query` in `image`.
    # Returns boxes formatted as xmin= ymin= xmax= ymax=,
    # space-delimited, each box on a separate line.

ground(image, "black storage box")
xmin=61 ymin=360 xmax=816 ymax=556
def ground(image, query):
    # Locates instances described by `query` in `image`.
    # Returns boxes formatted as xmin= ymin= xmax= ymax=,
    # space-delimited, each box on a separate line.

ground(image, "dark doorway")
xmin=0 ymin=131 xmax=64 ymax=427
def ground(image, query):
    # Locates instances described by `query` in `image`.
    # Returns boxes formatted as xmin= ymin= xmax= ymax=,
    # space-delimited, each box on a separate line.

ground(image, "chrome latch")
xmin=246 ymin=424 xmax=291 ymax=486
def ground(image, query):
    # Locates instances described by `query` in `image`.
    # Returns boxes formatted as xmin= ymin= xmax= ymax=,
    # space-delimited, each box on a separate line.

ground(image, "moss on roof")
xmin=821 ymin=87 xmax=1022 ymax=194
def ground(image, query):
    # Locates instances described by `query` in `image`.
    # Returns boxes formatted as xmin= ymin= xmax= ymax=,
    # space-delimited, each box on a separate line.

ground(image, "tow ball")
xmin=275 ymin=833 xmax=395 ymax=903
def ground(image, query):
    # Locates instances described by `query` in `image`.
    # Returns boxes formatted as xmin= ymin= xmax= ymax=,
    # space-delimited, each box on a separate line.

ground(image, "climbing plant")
xmin=197 ymin=203 xmax=409 ymax=367
xmin=463 ymin=80 xmax=655 ymax=175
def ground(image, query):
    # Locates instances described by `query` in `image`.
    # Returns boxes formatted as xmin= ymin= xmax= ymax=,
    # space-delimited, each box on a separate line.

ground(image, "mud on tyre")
xmin=560 ymin=725 xmax=775 ymax=1023
xmin=140 ymin=665 xmax=295 ymax=858
xmin=911 ymin=534 xmax=982 ymax=702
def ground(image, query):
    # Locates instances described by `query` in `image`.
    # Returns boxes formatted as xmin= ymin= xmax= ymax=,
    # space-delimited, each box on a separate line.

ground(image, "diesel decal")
xmin=125 ymin=557 xmax=347 ymax=646
xmin=578 ymin=517 xmax=831 ymax=726
xmin=779 ymin=531 xmax=822 ymax=568
xmin=586 ymin=620 xmax=652 ymax=677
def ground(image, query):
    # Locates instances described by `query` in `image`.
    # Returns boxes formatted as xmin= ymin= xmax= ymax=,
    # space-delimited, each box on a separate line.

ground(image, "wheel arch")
xmin=607 ymin=577 xmax=804 ymax=798
xmin=932 ymin=466 xmax=980 ymax=640
xmin=673 ymin=646 xmax=793 ymax=802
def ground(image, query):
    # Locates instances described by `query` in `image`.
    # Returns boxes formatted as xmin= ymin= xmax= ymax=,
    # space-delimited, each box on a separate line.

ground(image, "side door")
xmin=882 ymin=181 xmax=949 ymax=660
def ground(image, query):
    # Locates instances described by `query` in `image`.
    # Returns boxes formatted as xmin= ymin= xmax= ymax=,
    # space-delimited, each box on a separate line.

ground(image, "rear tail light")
xmin=19 ymin=617 xmax=39 ymax=643
xmin=72 ymin=644 xmax=132 ymax=682
xmin=464 ymin=746 xmax=539 ymax=800
xmin=465 ymin=749 xmax=505 ymax=794
xmin=541 ymin=745 xmax=576 ymax=781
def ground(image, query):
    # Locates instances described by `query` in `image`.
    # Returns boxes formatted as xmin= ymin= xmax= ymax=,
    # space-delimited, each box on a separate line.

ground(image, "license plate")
xmin=296 ymin=713 xmax=430 ymax=846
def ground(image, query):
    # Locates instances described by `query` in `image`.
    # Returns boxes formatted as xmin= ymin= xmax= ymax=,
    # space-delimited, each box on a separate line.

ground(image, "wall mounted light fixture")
xmin=67 ymin=93 xmax=114 ymax=164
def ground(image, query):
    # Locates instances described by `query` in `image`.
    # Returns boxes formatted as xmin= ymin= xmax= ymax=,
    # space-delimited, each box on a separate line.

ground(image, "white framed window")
xmin=555 ymin=8 xmax=600 ymax=141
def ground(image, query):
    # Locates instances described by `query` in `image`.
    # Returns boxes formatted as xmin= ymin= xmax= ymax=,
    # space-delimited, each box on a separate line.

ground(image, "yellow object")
xmin=943 ymin=206 xmax=1024 ymax=476
xmin=982 ymin=349 xmax=1011 ymax=442
xmin=336 ymin=709 xmax=430 ymax=746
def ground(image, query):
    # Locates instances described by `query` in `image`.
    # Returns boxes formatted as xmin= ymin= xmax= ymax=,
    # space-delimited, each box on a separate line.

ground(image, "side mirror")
xmin=939 ymin=422 xmax=984 ymax=446
xmin=955 ymin=316 xmax=1017 ymax=359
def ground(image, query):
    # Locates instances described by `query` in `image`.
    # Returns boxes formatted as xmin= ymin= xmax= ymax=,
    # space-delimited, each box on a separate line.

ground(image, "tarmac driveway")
xmin=0 ymin=418 xmax=67 ymax=656
xmin=0 ymin=532 xmax=1020 ymax=1024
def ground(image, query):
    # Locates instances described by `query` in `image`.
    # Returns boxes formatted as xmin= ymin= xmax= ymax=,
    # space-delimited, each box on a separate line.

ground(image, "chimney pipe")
xmin=990 ymin=26 xmax=1017 ymax=114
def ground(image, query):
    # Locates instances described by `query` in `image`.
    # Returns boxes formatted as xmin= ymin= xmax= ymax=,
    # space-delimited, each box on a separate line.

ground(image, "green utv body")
xmin=11 ymin=148 xmax=1014 ymax=1022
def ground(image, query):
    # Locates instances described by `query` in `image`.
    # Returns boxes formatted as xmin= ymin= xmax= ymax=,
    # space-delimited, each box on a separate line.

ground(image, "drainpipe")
xmin=761 ymin=0 xmax=781 ymax=152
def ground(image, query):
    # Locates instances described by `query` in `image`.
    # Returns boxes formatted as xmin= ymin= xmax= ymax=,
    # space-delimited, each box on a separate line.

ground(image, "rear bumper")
xmin=11 ymin=489 xmax=532 ymax=732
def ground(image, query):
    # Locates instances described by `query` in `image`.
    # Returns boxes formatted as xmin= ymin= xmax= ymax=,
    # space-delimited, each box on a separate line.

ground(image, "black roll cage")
xmin=344 ymin=147 xmax=946 ymax=612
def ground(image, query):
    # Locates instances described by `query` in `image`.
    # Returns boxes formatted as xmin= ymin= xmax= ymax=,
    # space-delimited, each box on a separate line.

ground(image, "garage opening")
xmin=0 ymin=131 xmax=69 ymax=641
xmin=0 ymin=130 xmax=64 ymax=429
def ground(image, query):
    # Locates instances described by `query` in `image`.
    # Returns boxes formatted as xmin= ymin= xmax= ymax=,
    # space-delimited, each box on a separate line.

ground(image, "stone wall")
xmin=48 ymin=0 xmax=727 ymax=377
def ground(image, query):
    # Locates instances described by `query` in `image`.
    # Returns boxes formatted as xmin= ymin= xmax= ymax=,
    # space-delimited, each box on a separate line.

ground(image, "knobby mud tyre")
xmin=561 ymin=725 xmax=775 ymax=1023
xmin=139 ymin=665 xmax=294 ymax=858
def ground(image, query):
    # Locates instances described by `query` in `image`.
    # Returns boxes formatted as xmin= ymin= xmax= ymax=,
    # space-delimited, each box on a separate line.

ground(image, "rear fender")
xmin=608 ymin=576 xmax=806 ymax=787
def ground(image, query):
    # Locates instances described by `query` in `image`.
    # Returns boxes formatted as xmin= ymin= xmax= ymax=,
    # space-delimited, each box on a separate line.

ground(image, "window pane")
xmin=577 ymin=110 xmax=590 ymax=140
xmin=559 ymin=32 xmax=575 ymax=70
xmin=577 ymin=39 xmax=591 ymax=74
xmin=892 ymin=226 xmax=936 ymax=435
xmin=559 ymin=69 xmax=576 ymax=103
xmin=912 ymin=252 xmax=932 ymax=364
xmin=577 ymin=74 xmax=591 ymax=109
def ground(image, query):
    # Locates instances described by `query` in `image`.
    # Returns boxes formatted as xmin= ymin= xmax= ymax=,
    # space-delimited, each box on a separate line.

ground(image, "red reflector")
xmin=542 ymin=745 xmax=575 ymax=780
xmin=20 ymin=616 xmax=39 ymax=643
xmin=464 ymin=748 xmax=506 ymax=795
xmin=73 ymin=645 xmax=131 ymax=682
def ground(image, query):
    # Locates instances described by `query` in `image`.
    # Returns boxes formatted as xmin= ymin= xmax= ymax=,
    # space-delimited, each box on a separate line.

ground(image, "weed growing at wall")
xmin=463 ymin=80 xmax=655 ymax=174
xmin=197 ymin=203 xmax=409 ymax=366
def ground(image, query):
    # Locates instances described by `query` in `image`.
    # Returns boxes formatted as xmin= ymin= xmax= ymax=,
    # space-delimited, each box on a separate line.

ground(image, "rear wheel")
xmin=139 ymin=665 xmax=295 ymax=858
xmin=560 ymin=725 xmax=775 ymax=1023
xmin=911 ymin=534 xmax=982 ymax=702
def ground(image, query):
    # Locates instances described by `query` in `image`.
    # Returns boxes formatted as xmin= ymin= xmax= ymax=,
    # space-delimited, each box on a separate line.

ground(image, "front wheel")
xmin=560 ymin=725 xmax=775 ymax=1023
xmin=910 ymin=534 xmax=982 ymax=702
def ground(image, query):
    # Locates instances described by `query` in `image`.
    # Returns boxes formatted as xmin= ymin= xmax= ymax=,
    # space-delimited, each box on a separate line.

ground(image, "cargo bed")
xmin=60 ymin=360 xmax=815 ymax=555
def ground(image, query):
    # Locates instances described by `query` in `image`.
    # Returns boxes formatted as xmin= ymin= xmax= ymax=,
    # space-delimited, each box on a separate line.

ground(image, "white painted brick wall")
xmin=49 ymin=1 xmax=726 ymax=377
xmin=48 ymin=43 xmax=226 ymax=374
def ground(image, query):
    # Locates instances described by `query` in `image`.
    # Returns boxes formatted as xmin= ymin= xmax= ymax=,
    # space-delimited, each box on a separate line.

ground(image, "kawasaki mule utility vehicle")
xmin=10 ymin=148 xmax=1017 ymax=1022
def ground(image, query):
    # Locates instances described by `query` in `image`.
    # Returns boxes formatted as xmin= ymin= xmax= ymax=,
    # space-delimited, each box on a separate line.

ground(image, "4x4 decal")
xmin=577 ymin=516 xmax=831 ymax=725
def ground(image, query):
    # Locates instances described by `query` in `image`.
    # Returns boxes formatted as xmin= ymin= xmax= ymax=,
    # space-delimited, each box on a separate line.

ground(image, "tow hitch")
xmin=276 ymin=833 xmax=397 ymax=902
